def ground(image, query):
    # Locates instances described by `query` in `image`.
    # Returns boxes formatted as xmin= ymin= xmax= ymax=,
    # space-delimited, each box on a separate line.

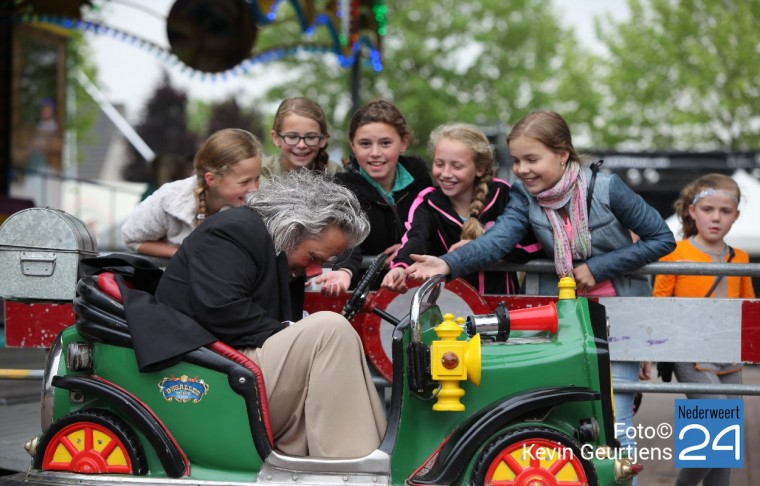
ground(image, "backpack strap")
xmin=586 ymin=160 xmax=604 ymax=213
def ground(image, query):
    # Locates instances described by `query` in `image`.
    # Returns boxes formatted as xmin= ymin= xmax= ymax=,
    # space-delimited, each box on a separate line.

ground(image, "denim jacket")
xmin=441 ymin=169 xmax=676 ymax=296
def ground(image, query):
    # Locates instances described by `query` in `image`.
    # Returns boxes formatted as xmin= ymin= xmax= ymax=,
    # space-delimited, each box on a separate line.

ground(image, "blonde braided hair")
xmin=428 ymin=123 xmax=496 ymax=240
xmin=193 ymin=128 xmax=263 ymax=224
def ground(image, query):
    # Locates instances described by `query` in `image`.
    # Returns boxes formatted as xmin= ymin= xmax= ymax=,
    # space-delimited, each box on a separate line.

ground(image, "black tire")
xmin=35 ymin=409 xmax=147 ymax=475
xmin=471 ymin=426 xmax=597 ymax=486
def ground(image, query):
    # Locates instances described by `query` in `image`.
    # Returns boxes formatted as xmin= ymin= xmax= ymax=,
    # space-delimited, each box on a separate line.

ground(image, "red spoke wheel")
xmin=37 ymin=410 xmax=146 ymax=475
xmin=358 ymin=278 xmax=489 ymax=382
xmin=473 ymin=427 xmax=597 ymax=486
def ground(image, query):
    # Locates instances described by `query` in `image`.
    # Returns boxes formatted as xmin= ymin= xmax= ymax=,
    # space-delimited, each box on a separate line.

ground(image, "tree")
xmin=595 ymin=0 xmax=760 ymax=150
xmin=206 ymin=98 xmax=266 ymax=140
xmin=256 ymin=0 xmax=603 ymax=156
xmin=123 ymin=72 xmax=198 ymax=182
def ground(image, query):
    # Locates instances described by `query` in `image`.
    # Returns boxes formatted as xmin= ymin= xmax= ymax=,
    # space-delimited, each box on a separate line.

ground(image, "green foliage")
xmin=65 ymin=30 xmax=100 ymax=160
xmin=187 ymin=100 xmax=212 ymax=135
xmin=596 ymin=0 xmax=760 ymax=150
xmin=256 ymin=0 xmax=602 ymax=156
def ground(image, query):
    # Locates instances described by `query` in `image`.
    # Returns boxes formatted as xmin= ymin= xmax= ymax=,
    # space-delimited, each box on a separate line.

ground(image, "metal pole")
xmin=350 ymin=48 xmax=362 ymax=116
xmin=74 ymin=70 xmax=155 ymax=162
xmin=0 ymin=369 xmax=45 ymax=380
xmin=614 ymin=381 xmax=760 ymax=396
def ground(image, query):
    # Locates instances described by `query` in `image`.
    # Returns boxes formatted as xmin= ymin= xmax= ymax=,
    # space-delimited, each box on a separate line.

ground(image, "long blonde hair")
xmin=194 ymin=128 xmax=262 ymax=221
xmin=429 ymin=123 xmax=496 ymax=240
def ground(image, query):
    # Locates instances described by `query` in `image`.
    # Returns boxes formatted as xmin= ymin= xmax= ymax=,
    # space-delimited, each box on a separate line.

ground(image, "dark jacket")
xmin=155 ymin=206 xmax=292 ymax=348
xmin=333 ymin=155 xmax=433 ymax=285
xmin=82 ymin=209 xmax=297 ymax=372
xmin=79 ymin=253 xmax=218 ymax=372
xmin=392 ymin=179 xmax=542 ymax=294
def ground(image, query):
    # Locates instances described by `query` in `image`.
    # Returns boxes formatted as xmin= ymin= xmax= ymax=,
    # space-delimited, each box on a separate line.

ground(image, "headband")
xmin=692 ymin=188 xmax=738 ymax=205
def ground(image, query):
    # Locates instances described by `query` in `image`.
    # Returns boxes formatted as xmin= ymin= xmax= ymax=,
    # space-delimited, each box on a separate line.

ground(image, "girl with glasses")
xmin=262 ymin=97 xmax=343 ymax=180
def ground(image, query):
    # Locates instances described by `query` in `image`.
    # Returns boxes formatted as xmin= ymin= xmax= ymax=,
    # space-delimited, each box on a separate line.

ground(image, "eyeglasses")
xmin=277 ymin=132 xmax=325 ymax=147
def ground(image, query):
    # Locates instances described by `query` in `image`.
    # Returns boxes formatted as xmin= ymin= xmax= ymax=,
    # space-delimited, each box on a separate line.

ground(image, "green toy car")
xmin=0 ymin=261 xmax=640 ymax=486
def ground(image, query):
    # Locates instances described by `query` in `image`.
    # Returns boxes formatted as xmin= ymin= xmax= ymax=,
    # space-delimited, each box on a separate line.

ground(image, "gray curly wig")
xmin=244 ymin=170 xmax=370 ymax=254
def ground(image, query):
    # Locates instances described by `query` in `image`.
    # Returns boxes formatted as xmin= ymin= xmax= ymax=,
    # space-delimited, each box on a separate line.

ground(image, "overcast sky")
xmin=86 ymin=0 xmax=630 ymax=122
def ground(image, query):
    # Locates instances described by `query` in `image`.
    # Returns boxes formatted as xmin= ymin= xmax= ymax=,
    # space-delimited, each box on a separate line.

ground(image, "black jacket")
xmin=82 ymin=209 xmax=297 ymax=372
xmin=392 ymin=179 xmax=541 ymax=294
xmin=333 ymin=155 xmax=433 ymax=285
xmin=155 ymin=206 xmax=292 ymax=348
xmin=79 ymin=253 xmax=219 ymax=372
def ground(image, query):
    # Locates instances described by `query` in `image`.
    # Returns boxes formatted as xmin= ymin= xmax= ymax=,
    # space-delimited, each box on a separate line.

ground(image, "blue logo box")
xmin=674 ymin=398 xmax=743 ymax=468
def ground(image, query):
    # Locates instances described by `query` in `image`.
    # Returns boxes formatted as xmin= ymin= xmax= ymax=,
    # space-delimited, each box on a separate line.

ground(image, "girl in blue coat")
xmin=401 ymin=112 xmax=676 ymax=473
xmin=382 ymin=123 xmax=540 ymax=295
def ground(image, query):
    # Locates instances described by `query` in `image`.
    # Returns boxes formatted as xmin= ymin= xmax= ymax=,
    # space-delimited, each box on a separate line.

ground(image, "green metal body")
xmin=388 ymin=297 xmax=617 ymax=484
xmin=53 ymin=328 xmax=261 ymax=482
xmin=43 ymin=293 xmax=622 ymax=485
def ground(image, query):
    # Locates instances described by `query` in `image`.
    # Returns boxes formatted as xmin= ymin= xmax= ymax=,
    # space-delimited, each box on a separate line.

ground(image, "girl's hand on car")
xmin=383 ymin=243 xmax=402 ymax=265
xmin=381 ymin=267 xmax=408 ymax=293
xmin=314 ymin=269 xmax=351 ymax=297
xmin=572 ymin=263 xmax=597 ymax=292
xmin=405 ymin=254 xmax=451 ymax=282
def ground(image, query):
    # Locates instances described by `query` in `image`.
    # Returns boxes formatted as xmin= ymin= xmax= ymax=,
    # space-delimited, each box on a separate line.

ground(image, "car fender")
xmin=409 ymin=386 xmax=598 ymax=485
xmin=46 ymin=375 xmax=189 ymax=478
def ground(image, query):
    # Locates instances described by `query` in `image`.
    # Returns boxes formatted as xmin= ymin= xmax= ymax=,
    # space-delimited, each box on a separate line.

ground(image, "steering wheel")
xmin=342 ymin=253 xmax=388 ymax=320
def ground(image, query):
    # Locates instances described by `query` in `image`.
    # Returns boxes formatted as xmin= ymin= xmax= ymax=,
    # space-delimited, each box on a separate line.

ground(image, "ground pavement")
xmin=2 ymin=353 xmax=758 ymax=484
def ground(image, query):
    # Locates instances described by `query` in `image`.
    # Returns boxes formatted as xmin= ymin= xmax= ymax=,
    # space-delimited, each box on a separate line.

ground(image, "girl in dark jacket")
xmin=382 ymin=123 xmax=540 ymax=295
xmin=316 ymin=99 xmax=433 ymax=294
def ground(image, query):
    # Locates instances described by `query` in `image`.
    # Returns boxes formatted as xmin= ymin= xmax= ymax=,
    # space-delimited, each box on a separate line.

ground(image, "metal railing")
xmin=497 ymin=259 xmax=760 ymax=396
xmin=2 ymin=258 xmax=759 ymax=397
xmin=7 ymin=166 xmax=143 ymax=250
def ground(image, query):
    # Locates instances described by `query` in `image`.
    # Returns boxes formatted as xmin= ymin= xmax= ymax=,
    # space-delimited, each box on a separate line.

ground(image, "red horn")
xmin=509 ymin=301 xmax=558 ymax=334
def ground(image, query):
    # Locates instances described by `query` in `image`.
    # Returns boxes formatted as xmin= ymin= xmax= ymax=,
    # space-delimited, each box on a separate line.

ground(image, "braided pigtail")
xmin=461 ymin=173 xmax=492 ymax=240
xmin=309 ymin=148 xmax=329 ymax=173
xmin=429 ymin=123 xmax=496 ymax=242
xmin=194 ymin=176 xmax=208 ymax=225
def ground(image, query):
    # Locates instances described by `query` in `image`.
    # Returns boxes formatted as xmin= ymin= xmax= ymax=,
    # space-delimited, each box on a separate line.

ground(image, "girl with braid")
xmin=381 ymin=123 xmax=540 ymax=295
xmin=122 ymin=128 xmax=263 ymax=258
xmin=402 ymin=112 xmax=675 ymax=475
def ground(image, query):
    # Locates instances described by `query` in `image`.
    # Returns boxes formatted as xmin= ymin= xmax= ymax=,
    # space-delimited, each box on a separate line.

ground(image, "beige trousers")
xmin=242 ymin=311 xmax=387 ymax=457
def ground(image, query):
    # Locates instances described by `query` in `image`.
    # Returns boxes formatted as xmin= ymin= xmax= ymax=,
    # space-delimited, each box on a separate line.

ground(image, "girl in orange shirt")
xmin=653 ymin=173 xmax=755 ymax=486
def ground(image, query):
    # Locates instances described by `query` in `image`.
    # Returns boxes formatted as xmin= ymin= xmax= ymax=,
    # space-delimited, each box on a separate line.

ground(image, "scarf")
xmin=535 ymin=162 xmax=592 ymax=278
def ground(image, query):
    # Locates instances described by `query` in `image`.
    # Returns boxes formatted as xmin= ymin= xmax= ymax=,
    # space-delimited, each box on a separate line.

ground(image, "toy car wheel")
xmin=472 ymin=426 xmax=597 ymax=486
xmin=359 ymin=278 xmax=489 ymax=382
xmin=36 ymin=409 xmax=147 ymax=475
